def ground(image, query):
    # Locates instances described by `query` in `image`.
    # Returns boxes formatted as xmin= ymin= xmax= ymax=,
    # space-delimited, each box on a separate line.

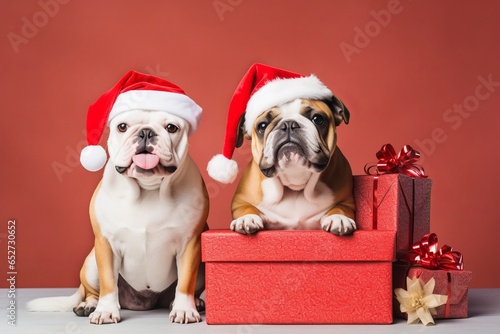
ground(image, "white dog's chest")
xmin=257 ymin=180 xmax=335 ymax=229
xmin=94 ymin=191 xmax=197 ymax=292
xmin=114 ymin=224 xmax=179 ymax=291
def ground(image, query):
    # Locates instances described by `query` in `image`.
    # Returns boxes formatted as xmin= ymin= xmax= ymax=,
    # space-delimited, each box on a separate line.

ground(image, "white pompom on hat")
xmin=80 ymin=70 xmax=202 ymax=172
xmin=206 ymin=63 xmax=332 ymax=183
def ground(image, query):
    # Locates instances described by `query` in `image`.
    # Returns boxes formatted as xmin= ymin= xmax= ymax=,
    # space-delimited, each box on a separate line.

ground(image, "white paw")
xmin=88 ymin=306 xmax=120 ymax=324
xmin=169 ymin=308 xmax=201 ymax=324
xmin=321 ymin=214 xmax=357 ymax=236
xmin=169 ymin=293 xmax=200 ymax=324
xmin=88 ymin=293 xmax=120 ymax=325
xmin=230 ymin=214 xmax=264 ymax=234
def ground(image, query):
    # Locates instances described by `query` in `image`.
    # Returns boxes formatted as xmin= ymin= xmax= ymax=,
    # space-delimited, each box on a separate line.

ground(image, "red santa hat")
xmin=80 ymin=70 xmax=202 ymax=172
xmin=206 ymin=63 xmax=333 ymax=183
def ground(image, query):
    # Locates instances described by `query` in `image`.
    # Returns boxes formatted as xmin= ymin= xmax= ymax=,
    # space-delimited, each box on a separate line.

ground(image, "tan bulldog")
xmin=207 ymin=63 xmax=356 ymax=236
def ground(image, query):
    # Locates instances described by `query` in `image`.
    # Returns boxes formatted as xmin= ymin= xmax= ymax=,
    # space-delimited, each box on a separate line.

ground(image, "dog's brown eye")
xmin=117 ymin=123 xmax=128 ymax=132
xmin=166 ymin=124 xmax=178 ymax=133
xmin=312 ymin=114 xmax=326 ymax=126
xmin=257 ymin=122 xmax=268 ymax=134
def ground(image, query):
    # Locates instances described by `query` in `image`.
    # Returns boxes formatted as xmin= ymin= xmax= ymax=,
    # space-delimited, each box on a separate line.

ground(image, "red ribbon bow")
xmin=364 ymin=144 xmax=427 ymax=178
xmin=400 ymin=233 xmax=464 ymax=270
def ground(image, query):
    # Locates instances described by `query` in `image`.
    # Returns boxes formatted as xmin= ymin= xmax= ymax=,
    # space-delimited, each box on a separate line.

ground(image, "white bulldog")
xmin=28 ymin=74 xmax=209 ymax=324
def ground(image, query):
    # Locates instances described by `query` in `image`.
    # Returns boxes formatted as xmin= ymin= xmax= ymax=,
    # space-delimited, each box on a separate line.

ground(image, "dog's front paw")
xmin=88 ymin=296 xmax=120 ymax=325
xmin=169 ymin=308 xmax=201 ymax=324
xmin=169 ymin=293 xmax=201 ymax=324
xmin=321 ymin=214 xmax=357 ymax=236
xmin=73 ymin=299 xmax=98 ymax=317
xmin=230 ymin=214 xmax=264 ymax=234
xmin=88 ymin=307 xmax=120 ymax=324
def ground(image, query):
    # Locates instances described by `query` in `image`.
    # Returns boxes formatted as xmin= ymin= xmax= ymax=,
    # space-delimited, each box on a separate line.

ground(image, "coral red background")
xmin=1 ymin=0 xmax=499 ymax=288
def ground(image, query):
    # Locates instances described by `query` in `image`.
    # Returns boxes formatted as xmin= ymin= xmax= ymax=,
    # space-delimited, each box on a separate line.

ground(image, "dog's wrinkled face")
xmin=247 ymin=98 xmax=349 ymax=189
xmin=107 ymin=110 xmax=189 ymax=183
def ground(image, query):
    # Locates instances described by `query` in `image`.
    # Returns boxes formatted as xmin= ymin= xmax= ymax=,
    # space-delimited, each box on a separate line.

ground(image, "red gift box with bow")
xmin=353 ymin=144 xmax=432 ymax=253
xmin=393 ymin=233 xmax=472 ymax=319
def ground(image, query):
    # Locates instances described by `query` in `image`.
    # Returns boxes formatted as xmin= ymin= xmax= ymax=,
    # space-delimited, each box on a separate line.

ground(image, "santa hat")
xmin=80 ymin=70 xmax=202 ymax=172
xmin=206 ymin=63 xmax=333 ymax=183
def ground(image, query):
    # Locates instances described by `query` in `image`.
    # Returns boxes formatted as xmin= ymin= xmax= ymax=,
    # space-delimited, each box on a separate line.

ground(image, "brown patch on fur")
xmin=319 ymin=147 xmax=355 ymax=219
xmin=303 ymin=99 xmax=337 ymax=153
xmin=173 ymin=179 xmax=209 ymax=296
xmin=231 ymin=159 xmax=266 ymax=218
xmin=88 ymin=182 xmax=118 ymax=298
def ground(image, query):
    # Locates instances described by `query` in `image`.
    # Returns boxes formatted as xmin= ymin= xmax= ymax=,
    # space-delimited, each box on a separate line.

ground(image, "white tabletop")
xmin=0 ymin=288 xmax=498 ymax=333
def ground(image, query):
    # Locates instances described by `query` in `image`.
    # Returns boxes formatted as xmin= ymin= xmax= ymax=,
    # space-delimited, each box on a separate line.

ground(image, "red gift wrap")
xmin=353 ymin=174 xmax=432 ymax=253
xmin=202 ymin=230 xmax=396 ymax=324
xmin=393 ymin=264 xmax=472 ymax=319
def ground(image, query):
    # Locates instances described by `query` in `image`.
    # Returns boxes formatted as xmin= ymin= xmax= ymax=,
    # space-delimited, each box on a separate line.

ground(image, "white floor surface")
xmin=0 ymin=288 xmax=499 ymax=334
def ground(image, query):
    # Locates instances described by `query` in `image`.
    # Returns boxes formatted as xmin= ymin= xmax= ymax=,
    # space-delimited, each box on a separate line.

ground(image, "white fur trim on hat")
xmin=207 ymin=154 xmax=239 ymax=184
xmin=109 ymin=90 xmax=202 ymax=136
xmin=244 ymin=75 xmax=332 ymax=134
xmin=80 ymin=145 xmax=107 ymax=172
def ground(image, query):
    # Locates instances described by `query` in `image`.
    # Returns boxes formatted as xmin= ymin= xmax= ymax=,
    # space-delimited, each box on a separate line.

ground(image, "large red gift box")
xmin=353 ymin=174 xmax=432 ymax=253
xmin=393 ymin=264 xmax=472 ymax=319
xmin=201 ymin=230 xmax=396 ymax=324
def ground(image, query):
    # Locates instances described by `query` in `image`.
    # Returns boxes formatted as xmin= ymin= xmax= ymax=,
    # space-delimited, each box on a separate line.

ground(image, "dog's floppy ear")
xmin=324 ymin=95 xmax=350 ymax=126
xmin=235 ymin=112 xmax=247 ymax=148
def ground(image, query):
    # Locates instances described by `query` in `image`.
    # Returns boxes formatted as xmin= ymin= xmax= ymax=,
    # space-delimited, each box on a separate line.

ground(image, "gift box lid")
xmin=202 ymin=230 xmax=396 ymax=262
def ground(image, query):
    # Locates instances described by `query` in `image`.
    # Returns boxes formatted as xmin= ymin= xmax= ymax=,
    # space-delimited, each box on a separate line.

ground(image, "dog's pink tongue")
xmin=132 ymin=154 xmax=160 ymax=170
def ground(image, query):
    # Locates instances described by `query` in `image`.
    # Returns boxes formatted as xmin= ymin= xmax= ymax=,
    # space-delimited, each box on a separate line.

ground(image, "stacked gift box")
xmin=201 ymin=144 xmax=472 ymax=325
xmin=360 ymin=144 xmax=472 ymax=322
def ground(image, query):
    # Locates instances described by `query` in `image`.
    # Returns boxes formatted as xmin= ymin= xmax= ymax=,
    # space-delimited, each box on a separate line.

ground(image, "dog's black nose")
xmin=138 ymin=128 xmax=157 ymax=140
xmin=279 ymin=120 xmax=300 ymax=132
